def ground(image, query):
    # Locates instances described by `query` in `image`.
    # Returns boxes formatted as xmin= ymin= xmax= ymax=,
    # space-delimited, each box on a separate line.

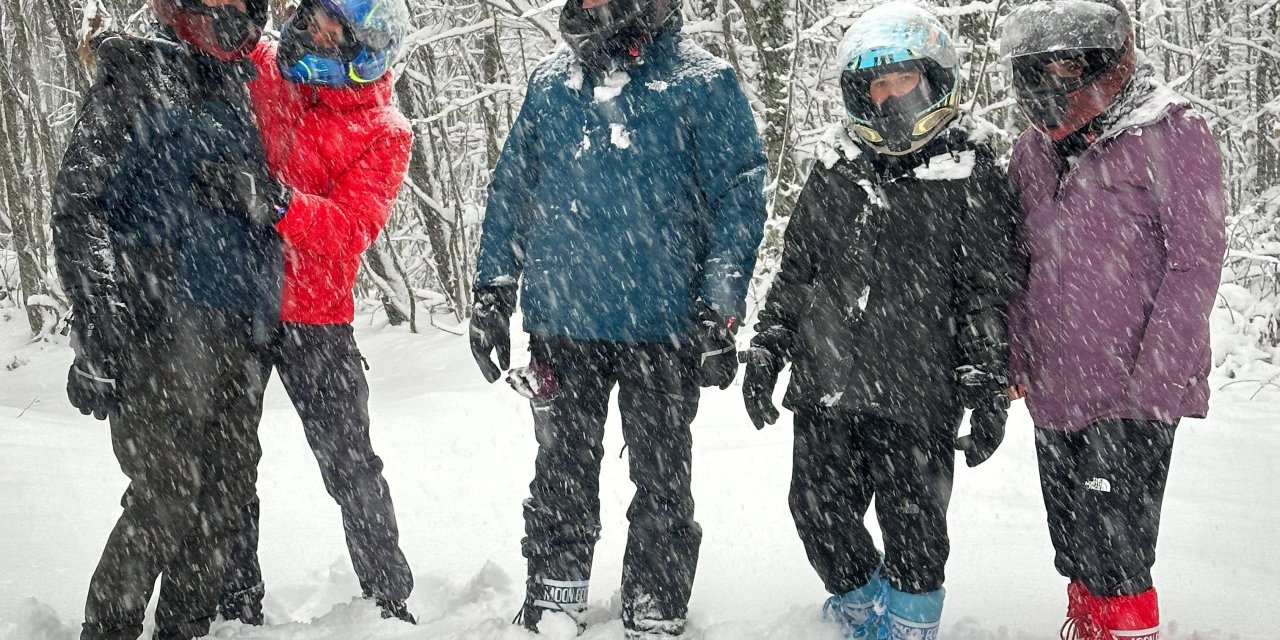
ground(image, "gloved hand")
xmin=193 ymin=159 xmax=291 ymax=226
xmin=957 ymin=395 xmax=1009 ymax=467
xmin=695 ymin=303 xmax=738 ymax=389
xmin=741 ymin=325 xmax=791 ymax=429
xmin=67 ymin=327 xmax=118 ymax=421
xmin=506 ymin=360 xmax=558 ymax=399
xmin=954 ymin=364 xmax=1010 ymax=467
xmin=469 ymin=285 xmax=517 ymax=383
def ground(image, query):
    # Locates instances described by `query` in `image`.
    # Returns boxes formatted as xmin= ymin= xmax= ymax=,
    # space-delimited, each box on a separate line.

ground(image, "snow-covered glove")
xmin=469 ymin=285 xmax=517 ymax=383
xmin=696 ymin=303 xmax=738 ymax=389
xmin=506 ymin=360 xmax=558 ymax=399
xmin=956 ymin=392 xmax=1010 ymax=468
xmin=193 ymin=159 xmax=291 ymax=226
xmin=67 ymin=328 xmax=118 ymax=421
xmin=741 ymin=325 xmax=792 ymax=429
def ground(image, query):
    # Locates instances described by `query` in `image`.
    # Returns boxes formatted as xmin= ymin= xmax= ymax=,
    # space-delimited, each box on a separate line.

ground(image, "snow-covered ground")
xmin=1 ymin=308 xmax=1275 ymax=640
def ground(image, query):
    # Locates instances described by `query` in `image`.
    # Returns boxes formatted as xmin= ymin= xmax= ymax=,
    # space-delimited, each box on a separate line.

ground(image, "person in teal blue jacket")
xmin=469 ymin=0 xmax=767 ymax=636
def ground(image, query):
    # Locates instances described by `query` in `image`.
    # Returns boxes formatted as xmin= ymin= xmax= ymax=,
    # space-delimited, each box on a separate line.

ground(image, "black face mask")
xmin=207 ymin=4 xmax=257 ymax=51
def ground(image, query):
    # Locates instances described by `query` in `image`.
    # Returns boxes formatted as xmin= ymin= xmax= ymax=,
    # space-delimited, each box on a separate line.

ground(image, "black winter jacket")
xmin=758 ymin=120 xmax=1016 ymax=428
xmin=51 ymin=31 xmax=281 ymax=357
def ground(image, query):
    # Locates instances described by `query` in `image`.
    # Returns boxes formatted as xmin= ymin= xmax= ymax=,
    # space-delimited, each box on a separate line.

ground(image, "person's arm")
xmin=1129 ymin=110 xmax=1226 ymax=412
xmin=954 ymin=150 xmax=1018 ymax=398
xmin=754 ymin=165 xmax=831 ymax=343
xmin=692 ymin=67 xmax=768 ymax=321
xmin=273 ymin=127 xmax=412 ymax=259
xmin=51 ymin=36 xmax=139 ymax=345
xmin=474 ymin=89 xmax=541 ymax=291
xmin=1005 ymin=144 xmax=1033 ymax=396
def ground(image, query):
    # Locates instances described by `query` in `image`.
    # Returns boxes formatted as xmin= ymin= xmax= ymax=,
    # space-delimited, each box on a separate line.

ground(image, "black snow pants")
xmin=82 ymin=305 xmax=266 ymax=640
xmin=789 ymin=409 xmax=955 ymax=596
xmin=520 ymin=336 xmax=702 ymax=635
xmin=219 ymin=323 xmax=413 ymax=616
xmin=1036 ymin=419 xmax=1177 ymax=597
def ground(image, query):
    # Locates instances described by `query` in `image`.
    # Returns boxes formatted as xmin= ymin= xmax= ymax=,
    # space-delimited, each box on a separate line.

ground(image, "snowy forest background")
xmin=1 ymin=0 xmax=1277 ymax=373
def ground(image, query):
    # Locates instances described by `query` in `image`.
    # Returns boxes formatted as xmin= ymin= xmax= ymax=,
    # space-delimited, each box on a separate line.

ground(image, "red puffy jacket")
xmin=248 ymin=42 xmax=412 ymax=325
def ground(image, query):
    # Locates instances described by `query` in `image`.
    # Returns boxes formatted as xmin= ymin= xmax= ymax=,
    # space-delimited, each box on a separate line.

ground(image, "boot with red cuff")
xmin=1091 ymin=588 xmax=1160 ymax=640
xmin=1060 ymin=580 xmax=1106 ymax=640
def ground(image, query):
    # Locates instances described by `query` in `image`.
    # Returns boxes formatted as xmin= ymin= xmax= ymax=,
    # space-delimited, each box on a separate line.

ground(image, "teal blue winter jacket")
xmin=474 ymin=30 xmax=767 ymax=343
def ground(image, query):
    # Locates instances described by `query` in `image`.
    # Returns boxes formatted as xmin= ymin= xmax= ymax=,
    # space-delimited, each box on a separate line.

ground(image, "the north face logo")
xmin=1085 ymin=477 xmax=1113 ymax=493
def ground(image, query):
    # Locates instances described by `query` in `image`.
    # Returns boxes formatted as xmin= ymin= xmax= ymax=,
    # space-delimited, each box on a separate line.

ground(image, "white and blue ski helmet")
xmin=837 ymin=2 xmax=961 ymax=155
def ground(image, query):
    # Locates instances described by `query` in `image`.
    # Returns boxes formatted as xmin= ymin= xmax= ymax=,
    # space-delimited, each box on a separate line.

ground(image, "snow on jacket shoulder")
xmin=760 ymin=120 xmax=1017 ymax=427
xmin=248 ymin=41 xmax=412 ymax=325
xmin=1008 ymin=94 xmax=1225 ymax=431
xmin=474 ymin=33 xmax=768 ymax=343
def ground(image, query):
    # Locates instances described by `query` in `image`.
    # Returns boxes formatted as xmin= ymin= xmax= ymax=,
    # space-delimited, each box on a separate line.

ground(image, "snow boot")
xmin=880 ymin=585 xmax=944 ymax=640
xmin=1061 ymin=580 xmax=1105 ymax=640
xmin=519 ymin=575 xmax=589 ymax=634
xmin=1092 ymin=588 xmax=1159 ymax=640
xmin=376 ymin=598 xmax=417 ymax=624
xmin=822 ymin=565 xmax=884 ymax=639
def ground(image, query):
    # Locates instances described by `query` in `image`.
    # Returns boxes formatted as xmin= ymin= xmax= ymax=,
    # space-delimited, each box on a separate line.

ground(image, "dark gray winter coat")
xmin=51 ymin=31 xmax=282 ymax=355
xmin=759 ymin=120 xmax=1016 ymax=428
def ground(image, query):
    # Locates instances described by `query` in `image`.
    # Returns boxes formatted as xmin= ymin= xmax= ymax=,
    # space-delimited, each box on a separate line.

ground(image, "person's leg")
xmin=1075 ymin=420 xmax=1177 ymax=639
xmin=789 ymin=408 xmax=880 ymax=635
xmin=615 ymin=342 xmax=701 ymax=638
xmin=1035 ymin=427 xmax=1103 ymax=638
xmin=789 ymin=408 xmax=879 ymax=595
xmin=867 ymin=416 xmax=955 ymax=639
xmin=81 ymin=315 xmax=211 ymax=640
xmin=520 ymin=337 xmax=616 ymax=631
xmin=218 ymin=347 xmax=275 ymax=625
xmin=274 ymin=324 xmax=414 ymax=609
xmin=1035 ymin=427 xmax=1088 ymax=582
xmin=154 ymin=311 xmax=266 ymax=638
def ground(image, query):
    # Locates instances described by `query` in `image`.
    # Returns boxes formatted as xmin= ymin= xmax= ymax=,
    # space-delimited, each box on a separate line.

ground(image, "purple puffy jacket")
xmin=1008 ymin=97 xmax=1226 ymax=432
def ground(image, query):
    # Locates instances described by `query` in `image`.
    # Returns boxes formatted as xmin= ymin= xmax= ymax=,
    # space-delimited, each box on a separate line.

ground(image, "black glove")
xmin=957 ymin=395 xmax=1009 ymax=467
xmin=741 ymin=325 xmax=791 ymax=429
xmin=469 ymin=285 xmax=517 ymax=383
xmin=193 ymin=159 xmax=291 ymax=226
xmin=695 ymin=303 xmax=738 ymax=389
xmin=954 ymin=365 xmax=1010 ymax=467
xmin=67 ymin=328 xmax=118 ymax=421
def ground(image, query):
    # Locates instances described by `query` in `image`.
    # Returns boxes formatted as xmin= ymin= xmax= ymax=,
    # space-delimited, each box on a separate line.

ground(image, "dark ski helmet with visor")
xmin=1001 ymin=0 xmax=1136 ymax=139
xmin=152 ymin=0 xmax=267 ymax=61
xmin=278 ymin=0 xmax=410 ymax=86
xmin=559 ymin=0 xmax=681 ymax=71
xmin=838 ymin=2 xmax=961 ymax=156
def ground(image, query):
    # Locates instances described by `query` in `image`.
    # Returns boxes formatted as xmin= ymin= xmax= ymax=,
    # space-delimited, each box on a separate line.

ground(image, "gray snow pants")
xmin=520 ymin=336 xmax=703 ymax=636
xmin=81 ymin=307 xmax=266 ymax=640
xmin=218 ymin=323 xmax=412 ymax=616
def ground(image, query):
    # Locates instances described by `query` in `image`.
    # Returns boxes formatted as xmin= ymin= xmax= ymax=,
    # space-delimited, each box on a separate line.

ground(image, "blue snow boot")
xmin=880 ymin=585 xmax=944 ymax=640
xmin=822 ymin=566 xmax=884 ymax=639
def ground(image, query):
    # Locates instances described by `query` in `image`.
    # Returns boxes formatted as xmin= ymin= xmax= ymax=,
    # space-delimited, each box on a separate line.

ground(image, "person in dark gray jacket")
xmin=50 ymin=1 xmax=282 ymax=637
xmin=741 ymin=4 xmax=1016 ymax=638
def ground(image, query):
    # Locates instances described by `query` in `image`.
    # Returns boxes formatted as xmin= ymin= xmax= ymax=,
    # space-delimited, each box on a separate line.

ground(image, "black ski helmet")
xmin=1001 ymin=0 xmax=1137 ymax=138
xmin=559 ymin=0 xmax=681 ymax=70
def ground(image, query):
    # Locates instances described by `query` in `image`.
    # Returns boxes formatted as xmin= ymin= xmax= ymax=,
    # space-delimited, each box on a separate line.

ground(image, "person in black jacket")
xmin=741 ymin=4 xmax=1016 ymax=639
xmin=50 ymin=1 xmax=284 ymax=638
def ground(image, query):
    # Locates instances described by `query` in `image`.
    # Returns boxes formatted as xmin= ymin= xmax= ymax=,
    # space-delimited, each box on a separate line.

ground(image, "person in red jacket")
xmin=215 ymin=0 xmax=418 ymax=625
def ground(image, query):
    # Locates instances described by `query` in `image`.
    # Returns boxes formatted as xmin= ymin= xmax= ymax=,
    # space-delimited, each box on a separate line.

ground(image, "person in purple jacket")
xmin=1001 ymin=1 xmax=1225 ymax=639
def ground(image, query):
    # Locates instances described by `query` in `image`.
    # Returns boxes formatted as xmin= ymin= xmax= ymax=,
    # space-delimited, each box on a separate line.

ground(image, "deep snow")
xmin=0 ymin=308 xmax=1275 ymax=640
